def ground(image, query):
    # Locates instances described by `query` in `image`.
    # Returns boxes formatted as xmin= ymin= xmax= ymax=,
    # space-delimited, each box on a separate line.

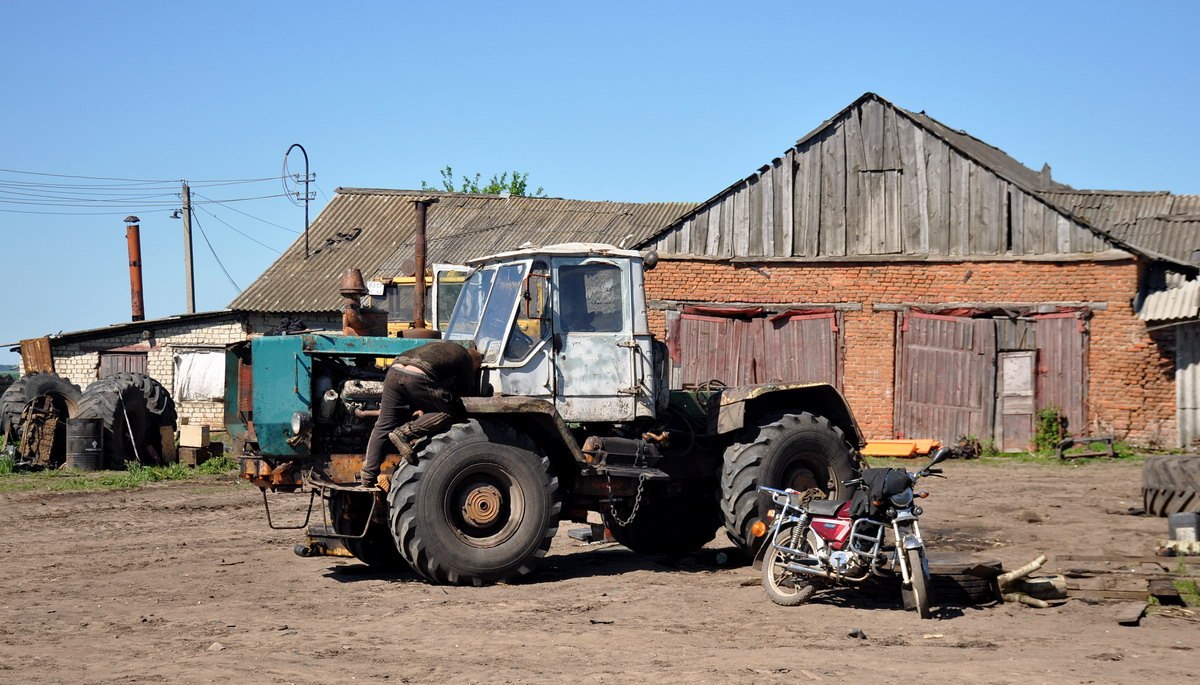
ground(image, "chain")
xmin=607 ymin=471 xmax=647 ymax=527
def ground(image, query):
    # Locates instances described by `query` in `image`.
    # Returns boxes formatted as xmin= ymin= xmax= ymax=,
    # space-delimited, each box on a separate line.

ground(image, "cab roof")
xmin=466 ymin=242 xmax=644 ymax=266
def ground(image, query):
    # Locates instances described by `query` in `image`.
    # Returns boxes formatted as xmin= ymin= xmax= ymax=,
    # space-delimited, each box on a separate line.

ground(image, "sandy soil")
xmin=1 ymin=459 xmax=1197 ymax=684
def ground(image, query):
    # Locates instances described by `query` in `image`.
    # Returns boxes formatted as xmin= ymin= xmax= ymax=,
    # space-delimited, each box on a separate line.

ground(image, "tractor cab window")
xmin=447 ymin=262 xmax=528 ymax=363
xmin=504 ymin=260 xmax=550 ymax=361
xmin=446 ymin=267 xmax=495 ymax=341
xmin=559 ymin=263 xmax=624 ymax=333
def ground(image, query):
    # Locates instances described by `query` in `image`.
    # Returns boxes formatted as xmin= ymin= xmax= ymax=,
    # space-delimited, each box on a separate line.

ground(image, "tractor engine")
xmin=312 ymin=367 xmax=387 ymax=452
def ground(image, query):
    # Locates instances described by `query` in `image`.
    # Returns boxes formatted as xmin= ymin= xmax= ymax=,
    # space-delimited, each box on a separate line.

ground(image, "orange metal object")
xmin=861 ymin=439 xmax=941 ymax=458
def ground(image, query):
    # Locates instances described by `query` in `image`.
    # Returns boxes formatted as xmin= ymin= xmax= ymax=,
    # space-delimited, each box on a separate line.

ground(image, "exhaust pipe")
xmin=124 ymin=215 xmax=145 ymax=322
xmin=785 ymin=561 xmax=838 ymax=580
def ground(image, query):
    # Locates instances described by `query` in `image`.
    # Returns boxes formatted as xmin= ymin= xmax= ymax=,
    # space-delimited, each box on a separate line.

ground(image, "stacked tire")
xmin=75 ymin=373 xmax=177 ymax=470
xmin=0 ymin=372 xmax=82 ymax=467
xmin=1143 ymin=455 xmax=1200 ymax=516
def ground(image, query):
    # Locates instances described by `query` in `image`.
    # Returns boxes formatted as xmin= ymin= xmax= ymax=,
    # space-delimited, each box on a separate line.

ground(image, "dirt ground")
xmin=2 ymin=459 xmax=1197 ymax=684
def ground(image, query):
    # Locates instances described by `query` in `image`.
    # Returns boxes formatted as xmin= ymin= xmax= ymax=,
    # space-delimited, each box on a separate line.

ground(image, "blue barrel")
xmin=66 ymin=418 xmax=103 ymax=471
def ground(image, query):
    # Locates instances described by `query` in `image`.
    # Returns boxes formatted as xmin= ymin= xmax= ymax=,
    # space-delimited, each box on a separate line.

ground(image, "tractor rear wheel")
xmin=720 ymin=412 xmax=857 ymax=554
xmin=603 ymin=480 xmax=721 ymax=557
xmin=387 ymin=419 xmax=561 ymax=585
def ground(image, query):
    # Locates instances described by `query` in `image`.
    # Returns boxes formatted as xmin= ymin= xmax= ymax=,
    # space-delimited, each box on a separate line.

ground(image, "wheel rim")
xmin=444 ymin=463 xmax=525 ymax=548
xmin=782 ymin=455 xmax=830 ymax=494
xmin=765 ymin=547 xmax=800 ymax=598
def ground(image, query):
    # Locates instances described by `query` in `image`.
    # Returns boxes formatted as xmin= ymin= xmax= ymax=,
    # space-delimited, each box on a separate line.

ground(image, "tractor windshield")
xmin=445 ymin=262 xmax=529 ymax=362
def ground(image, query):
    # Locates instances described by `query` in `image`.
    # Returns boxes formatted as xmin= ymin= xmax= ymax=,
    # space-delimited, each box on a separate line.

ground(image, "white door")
xmin=552 ymin=257 xmax=636 ymax=422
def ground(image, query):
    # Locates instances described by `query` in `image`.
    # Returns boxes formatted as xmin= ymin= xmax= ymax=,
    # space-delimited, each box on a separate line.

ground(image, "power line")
xmin=193 ymin=204 xmax=282 ymax=254
xmin=0 ymin=167 xmax=288 ymax=186
xmin=190 ymin=211 xmax=241 ymax=293
xmin=193 ymin=192 xmax=300 ymax=233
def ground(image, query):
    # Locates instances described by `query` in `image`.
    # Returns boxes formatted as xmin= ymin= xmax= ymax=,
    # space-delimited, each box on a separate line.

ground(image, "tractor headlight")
xmin=291 ymin=411 xmax=312 ymax=435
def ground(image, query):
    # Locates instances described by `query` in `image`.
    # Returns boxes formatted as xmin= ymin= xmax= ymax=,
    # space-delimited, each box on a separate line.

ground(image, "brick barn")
xmin=641 ymin=93 xmax=1200 ymax=450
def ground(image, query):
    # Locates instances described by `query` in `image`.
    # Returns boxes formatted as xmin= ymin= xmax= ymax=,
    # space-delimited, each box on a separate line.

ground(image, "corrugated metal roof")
xmin=1139 ymin=276 xmax=1200 ymax=321
xmin=231 ymin=189 xmax=697 ymax=313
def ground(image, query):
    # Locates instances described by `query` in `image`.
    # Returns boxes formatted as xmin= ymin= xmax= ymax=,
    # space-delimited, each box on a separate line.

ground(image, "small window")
xmin=173 ymin=350 xmax=225 ymax=401
xmin=98 ymin=351 xmax=146 ymax=378
xmin=560 ymin=263 xmax=624 ymax=333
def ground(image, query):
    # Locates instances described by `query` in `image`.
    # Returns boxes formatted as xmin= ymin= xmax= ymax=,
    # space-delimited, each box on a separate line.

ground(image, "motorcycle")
xmin=753 ymin=447 xmax=952 ymax=618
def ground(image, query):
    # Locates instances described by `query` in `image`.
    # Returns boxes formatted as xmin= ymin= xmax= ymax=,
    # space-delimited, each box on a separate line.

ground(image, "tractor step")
xmin=592 ymin=465 xmax=670 ymax=480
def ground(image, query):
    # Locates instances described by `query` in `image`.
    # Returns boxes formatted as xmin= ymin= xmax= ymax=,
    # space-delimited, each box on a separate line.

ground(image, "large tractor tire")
xmin=0 ymin=372 xmax=82 ymax=466
xmin=75 ymin=374 xmax=176 ymax=469
xmin=329 ymin=492 xmax=408 ymax=572
xmin=387 ymin=419 xmax=561 ymax=585
xmin=720 ymin=412 xmax=858 ymax=554
xmin=603 ymin=480 xmax=721 ymax=557
xmin=1143 ymin=455 xmax=1200 ymax=516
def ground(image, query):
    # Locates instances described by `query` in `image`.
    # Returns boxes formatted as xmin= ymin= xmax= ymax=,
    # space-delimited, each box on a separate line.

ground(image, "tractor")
xmin=229 ymin=243 xmax=865 ymax=585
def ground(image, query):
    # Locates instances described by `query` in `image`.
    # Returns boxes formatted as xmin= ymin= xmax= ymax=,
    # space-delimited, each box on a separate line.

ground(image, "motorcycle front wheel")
xmin=900 ymin=546 xmax=933 ymax=618
xmin=761 ymin=525 xmax=819 ymax=607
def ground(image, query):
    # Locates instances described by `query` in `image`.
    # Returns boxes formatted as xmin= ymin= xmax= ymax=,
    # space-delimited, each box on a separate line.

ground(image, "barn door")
xmin=996 ymin=351 xmax=1037 ymax=452
xmin=896 ymin=312 xmax=997 ymax=443
xmin=761 ymin=312 xmax=841 ymax=386
xmin=1176 ymin=322 xmax=1200 ymax=448
xmin=1033 ymin=313 xmax=1088 ymax=435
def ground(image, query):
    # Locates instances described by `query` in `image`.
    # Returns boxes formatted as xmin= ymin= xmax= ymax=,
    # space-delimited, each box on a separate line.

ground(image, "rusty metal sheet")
xmin=19 ymin=337 xmax=53 ymax=374
xmin=896 ymin=312 xmax=996 ymax=443
xmin=1034 ymin=313 xmax=1088 ymax=435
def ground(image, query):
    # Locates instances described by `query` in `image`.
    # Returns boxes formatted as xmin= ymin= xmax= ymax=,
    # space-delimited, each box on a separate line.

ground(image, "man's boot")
xmin=388 ymin=430 xmax=417 ymax=466
xmin=358 ymin=471 xmax=377 ymax=488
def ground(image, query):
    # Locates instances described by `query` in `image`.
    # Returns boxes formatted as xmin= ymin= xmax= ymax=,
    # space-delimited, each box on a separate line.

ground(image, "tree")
xmin=422 ymin=166 xmax=545 ymax=197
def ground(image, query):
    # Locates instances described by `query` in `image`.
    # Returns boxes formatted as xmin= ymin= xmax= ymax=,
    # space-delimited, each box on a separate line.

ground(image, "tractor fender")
xmin=715 ymin=382 xmax=865 ymax=448
xmin=461 ymin=396 xmax=584 ymax=489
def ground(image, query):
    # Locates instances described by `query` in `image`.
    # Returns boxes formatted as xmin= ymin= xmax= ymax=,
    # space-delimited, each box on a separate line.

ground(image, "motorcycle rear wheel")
xmin=901 ymin=547 xmax=933 ymax=618
xmin=761 ymin=525 xmax=818 ymax=607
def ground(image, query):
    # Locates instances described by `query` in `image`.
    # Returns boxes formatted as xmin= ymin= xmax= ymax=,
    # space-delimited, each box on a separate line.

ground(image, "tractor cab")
xmin=443 ymin=243 xmax=661 ymax=424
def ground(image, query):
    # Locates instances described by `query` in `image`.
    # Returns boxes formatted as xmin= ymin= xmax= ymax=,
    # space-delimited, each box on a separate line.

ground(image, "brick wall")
xmin=46 ymin=311 xmax=344 ymax=432
xmin=646 ymin=258 xmax=1175 ymax=447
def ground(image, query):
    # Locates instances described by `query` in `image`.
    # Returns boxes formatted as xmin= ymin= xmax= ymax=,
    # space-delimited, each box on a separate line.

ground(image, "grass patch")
xmin=1175 ymin=576 xmax=1200 ymax=608
xmin=0 ymin=458 xmax=240 ymax=494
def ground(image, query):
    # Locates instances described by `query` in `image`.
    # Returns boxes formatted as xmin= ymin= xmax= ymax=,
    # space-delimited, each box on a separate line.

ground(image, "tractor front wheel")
xmin=387 ymin=419 xmax=560 ymax=585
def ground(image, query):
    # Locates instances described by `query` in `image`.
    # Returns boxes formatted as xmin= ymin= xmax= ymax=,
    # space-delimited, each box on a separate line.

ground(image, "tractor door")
xmin=495 ymin=260 xmax=554 ymax=399
xmin=551 ymin=257 xmax=637 ymax=422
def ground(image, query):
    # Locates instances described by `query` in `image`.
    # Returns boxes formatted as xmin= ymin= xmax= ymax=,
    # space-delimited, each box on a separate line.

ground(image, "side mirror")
xmin=928 ymin=446 xmax=953 ymax=467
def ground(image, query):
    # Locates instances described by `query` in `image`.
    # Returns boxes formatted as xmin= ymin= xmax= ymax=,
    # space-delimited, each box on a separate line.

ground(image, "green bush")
xmin=197 ymin=454 xmax=238 ymax=474
xmin=1034 ymin=407 xmax=1067 ymax=453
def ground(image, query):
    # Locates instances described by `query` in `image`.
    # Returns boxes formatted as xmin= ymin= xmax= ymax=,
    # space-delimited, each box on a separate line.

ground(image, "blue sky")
xmin=2 ymin=1 xmax=1197 ymax=364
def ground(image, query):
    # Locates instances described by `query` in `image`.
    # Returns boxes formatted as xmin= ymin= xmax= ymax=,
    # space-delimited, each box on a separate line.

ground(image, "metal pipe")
xmin=124 ymin=215 xmax=145 ymax=322
xmin=411 ymin=199 xmax=433 ymax=329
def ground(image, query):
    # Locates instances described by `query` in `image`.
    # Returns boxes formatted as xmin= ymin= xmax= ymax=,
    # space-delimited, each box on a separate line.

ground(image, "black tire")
xmin=103 ymin=372 xmax=178 ymax=428
xmin=927 ymin=553 xmax=1002 ymax=605
xmin=329 ymin=492 xmax=408 ymax=572
xmin=720 ymin=412 xmax=857 ymax=554
xmin=0 ymin=372 xmax=82 ymax=466
xmin=901 ymin=547 xmax=933 ymax=618
xmin=387 ymin=419 xmax=561 ymax=585
xmin=75 ymin=379 xmax=157 ymax=469
xmin=603 ymin=480 xmax=720 ymax=557
xmin=1143 ymin=455 xmax=1200 ymax=516
xmin=760 ymin=524 xmax=819 ymax=607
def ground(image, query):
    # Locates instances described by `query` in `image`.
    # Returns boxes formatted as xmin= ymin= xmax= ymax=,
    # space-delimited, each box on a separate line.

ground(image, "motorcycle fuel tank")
xmin=810 ymin=501 xmax=854 ymax=550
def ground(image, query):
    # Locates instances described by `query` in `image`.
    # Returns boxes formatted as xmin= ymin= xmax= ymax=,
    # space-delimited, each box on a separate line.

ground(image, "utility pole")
xmin=182 ymin=182 xmax=196 ymax=314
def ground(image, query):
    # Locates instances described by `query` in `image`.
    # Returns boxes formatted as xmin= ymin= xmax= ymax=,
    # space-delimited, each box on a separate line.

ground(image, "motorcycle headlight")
xmin=889 ymin=488 xmax=914 ymax=508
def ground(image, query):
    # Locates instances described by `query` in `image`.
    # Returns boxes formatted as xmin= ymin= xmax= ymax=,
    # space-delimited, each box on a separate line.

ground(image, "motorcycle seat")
xmin=803 ymin=498 xmax=848 ymax=516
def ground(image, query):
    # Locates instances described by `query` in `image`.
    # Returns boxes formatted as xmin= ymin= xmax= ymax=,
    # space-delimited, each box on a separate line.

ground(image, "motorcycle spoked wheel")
xmin=761 ymin=525 xmax=823 ymax=607
xmin=900 ymin=546 xmax=934 ymax=619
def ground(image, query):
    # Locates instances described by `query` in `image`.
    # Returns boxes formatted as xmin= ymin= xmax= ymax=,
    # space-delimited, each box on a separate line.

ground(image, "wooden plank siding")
xmin=647 ymin=98 xmax=1117 ymax=262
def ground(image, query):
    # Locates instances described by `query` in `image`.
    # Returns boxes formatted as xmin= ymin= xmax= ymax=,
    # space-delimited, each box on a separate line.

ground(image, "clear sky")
xmin=2 ymin=1 xmax=1197 ymax=365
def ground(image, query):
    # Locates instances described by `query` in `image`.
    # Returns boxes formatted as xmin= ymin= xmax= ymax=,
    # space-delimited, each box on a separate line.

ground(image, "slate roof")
xmin=230 ymin=189 xmax=697 ymax=313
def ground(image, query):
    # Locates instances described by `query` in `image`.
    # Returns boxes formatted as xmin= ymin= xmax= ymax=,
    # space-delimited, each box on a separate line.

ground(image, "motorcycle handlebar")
xmin=842 ymin=478 xmax=863 ymax=487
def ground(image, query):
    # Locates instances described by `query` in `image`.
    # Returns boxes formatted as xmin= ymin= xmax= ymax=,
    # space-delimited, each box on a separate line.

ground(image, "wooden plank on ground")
xmin=1114 ymin=602 xmax=1147 ymax=626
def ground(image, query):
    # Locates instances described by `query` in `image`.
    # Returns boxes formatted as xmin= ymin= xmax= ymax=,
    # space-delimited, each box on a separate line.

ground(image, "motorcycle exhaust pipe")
xmin=785 ymin=561 xmax=838 ymax=580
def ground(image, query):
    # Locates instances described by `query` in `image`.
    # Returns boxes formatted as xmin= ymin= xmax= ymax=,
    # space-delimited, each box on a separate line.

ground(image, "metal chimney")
xmin=124 ymin=215 xmax=145 ymax=322
xmin=410 ymin=197 xmax=438 ymax=330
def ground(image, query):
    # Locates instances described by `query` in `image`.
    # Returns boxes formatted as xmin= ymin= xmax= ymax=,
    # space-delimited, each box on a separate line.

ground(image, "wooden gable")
xmin=648 ymin=96 xmax=1117 ymax=260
